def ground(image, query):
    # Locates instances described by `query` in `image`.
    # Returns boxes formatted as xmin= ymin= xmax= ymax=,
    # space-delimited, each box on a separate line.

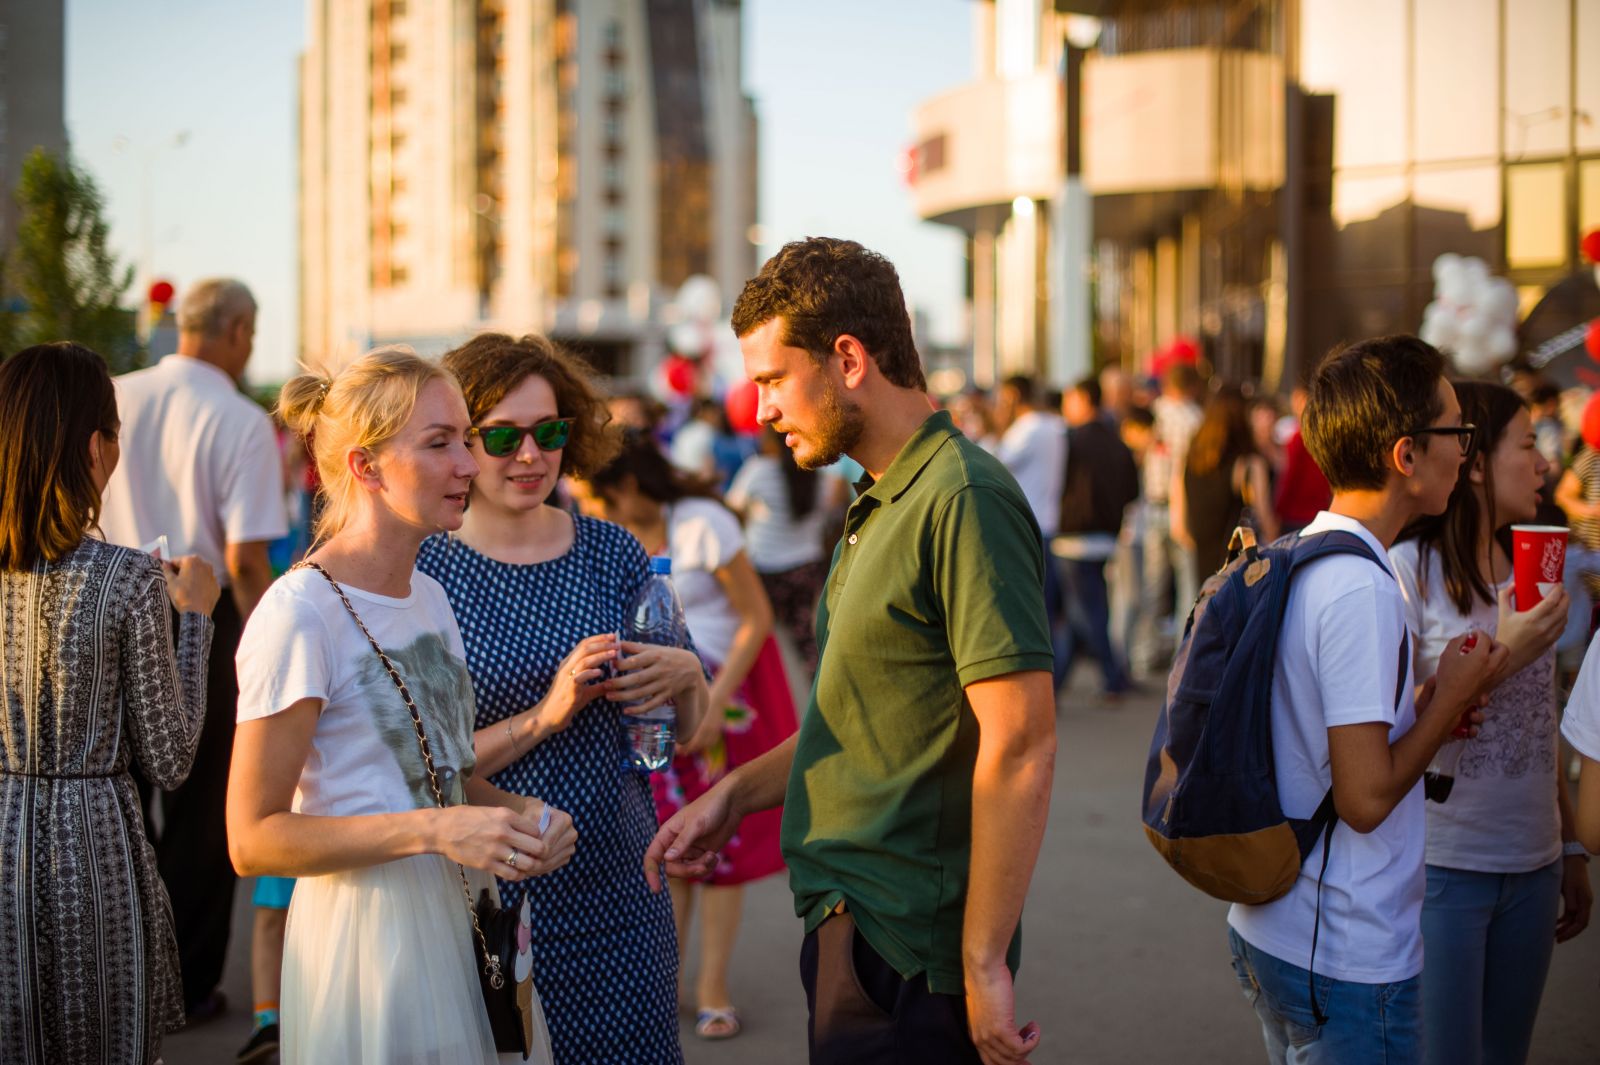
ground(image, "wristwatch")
xmin=1562 ymin=840 xmax=1591 ymax=862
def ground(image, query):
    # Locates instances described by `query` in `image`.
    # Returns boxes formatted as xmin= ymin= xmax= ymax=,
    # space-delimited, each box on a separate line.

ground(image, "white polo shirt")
xmin=100 ymin=355 xmax=288 ymax=584
xmin=1227 ymin=510 xmax=1425 ymax=984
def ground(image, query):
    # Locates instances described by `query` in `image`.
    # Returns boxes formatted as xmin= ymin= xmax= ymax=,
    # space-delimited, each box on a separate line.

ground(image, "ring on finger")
xmin=506 ymin=849 xmax=520 ymax=870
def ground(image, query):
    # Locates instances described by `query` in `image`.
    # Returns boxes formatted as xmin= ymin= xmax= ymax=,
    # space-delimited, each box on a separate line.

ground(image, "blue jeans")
xmin=1055 ymin=557 xmax=1129 ymax=694
xmin=1419 ymin=860 xmax=1561 ymax=1065
xmin=1228 ymin=928 xmax=1423 ymax=1064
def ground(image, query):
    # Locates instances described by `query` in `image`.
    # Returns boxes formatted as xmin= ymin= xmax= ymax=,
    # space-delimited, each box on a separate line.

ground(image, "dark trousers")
xmin=800 ymin=912 xmax=981 ymax=1065
xmin=137 ymin=592 xmax=243 ymax=1011
xmin=1056 ymin=557 xmax=1130 ymax=694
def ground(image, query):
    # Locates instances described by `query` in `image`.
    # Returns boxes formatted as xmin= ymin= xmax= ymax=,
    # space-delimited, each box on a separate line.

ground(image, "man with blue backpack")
xmin=1143 ymin=335 xmax=1508 ymax=1063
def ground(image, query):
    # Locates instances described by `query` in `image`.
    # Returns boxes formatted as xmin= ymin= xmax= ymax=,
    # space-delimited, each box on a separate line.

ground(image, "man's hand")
xmin=641 ymin=781 xmax=737 ymax=891
xmin=1428 ymin=631 xmax=1506 ymax=735
xmin=965 ymin=960 xmax=1040 ymax=1065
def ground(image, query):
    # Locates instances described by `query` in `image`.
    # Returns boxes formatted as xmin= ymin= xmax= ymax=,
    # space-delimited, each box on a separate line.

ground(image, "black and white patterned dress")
xmin=0 ymin=539 xmax=212 ymax=1065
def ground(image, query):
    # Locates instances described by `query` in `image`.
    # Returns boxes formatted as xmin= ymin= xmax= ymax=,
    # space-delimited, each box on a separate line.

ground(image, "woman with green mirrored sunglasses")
xmin=468 ymin=417 xmax=574 ymax=457
xmin=416 ymin=332 xmax=711 ymax=1063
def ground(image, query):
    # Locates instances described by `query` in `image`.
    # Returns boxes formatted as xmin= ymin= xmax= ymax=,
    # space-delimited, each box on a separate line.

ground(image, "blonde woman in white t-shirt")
xmin=226 ymin=349 xmax=576 ymax=1064
xmin=1390 ymin=381 xmax=1591 ymax=1065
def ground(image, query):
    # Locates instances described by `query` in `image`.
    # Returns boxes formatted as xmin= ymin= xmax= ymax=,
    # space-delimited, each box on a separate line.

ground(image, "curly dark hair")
xmin=730 ymin=236 xmax=927 ymax=391
xmin=441 ymin=332 xmax=620 ymax=479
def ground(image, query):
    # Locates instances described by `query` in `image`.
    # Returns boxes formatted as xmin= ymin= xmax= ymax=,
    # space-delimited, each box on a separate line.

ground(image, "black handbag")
xmin=295 ymin=561 xmax=539 ymax=1059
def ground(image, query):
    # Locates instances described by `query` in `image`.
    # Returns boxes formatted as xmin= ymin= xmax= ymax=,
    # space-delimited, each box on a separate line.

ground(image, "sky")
xmin=64 ymin=0 xmax=974 ymax=384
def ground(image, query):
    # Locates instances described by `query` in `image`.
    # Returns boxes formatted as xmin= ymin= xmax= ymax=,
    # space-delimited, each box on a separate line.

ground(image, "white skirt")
xmin=281 ymin=853 xmax=552 ymax=1065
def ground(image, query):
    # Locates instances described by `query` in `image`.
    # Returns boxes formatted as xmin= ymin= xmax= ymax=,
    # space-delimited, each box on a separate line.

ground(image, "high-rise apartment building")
xmin=0 ymin=0 xmax=67 ymax=247
xmin=300 ymin=0 xmax=756 ymax=374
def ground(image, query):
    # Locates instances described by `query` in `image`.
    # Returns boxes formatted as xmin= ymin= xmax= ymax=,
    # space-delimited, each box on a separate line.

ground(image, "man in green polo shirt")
xmin=644 ymin=237 xmax=1058 ymax=1065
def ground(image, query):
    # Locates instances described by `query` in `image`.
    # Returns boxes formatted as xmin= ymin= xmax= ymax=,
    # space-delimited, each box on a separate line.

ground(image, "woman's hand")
xmin=1556 ymin=854 xmax=1592 ymax=943
xmin=431 ymin=803 xmax=553 ymax=882
xmin=532 ymin=634 xmax=618 ymax=737
xmin=1494 ymin=583 xmax=1569 ymax=679
xmin=677 ymin=680 xmax=731 ymax=756
xmin=164 ymin=555 xmax=220 ymax=616
xmin=609 ymin=643 xmax=705 ymax=715
xmin=518 ymin=796 xmax=577 ymax=877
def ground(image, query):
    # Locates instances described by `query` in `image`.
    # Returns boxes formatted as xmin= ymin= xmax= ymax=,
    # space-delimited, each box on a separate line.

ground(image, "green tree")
xmin=0 ymin=149 xmax=140 ymax=371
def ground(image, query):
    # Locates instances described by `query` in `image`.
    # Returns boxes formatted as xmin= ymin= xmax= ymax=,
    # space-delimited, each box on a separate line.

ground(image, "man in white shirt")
xmin=995 ymin=375 xmax=1067 ymax=678
xmin=1226 ymin=335 xmax=1505 ymax=1063
xmin=100 ymin=278 xmax=288 ymax=1020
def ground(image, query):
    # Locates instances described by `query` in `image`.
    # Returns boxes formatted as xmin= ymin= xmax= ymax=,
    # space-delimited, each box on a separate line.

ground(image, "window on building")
xmin=1579 ymin=0 xmax=1600 ymax=153
xmin=1299 ymin=0 xmax=1407 ymax=169
xmin=604 ymin=21 xmax=622 ymax=49
xmin=391 ymin=264 xmax=409 ymax=285
xmin=1506 ymin=162 xmax=1568 ymax=269
xmin=606 ymin=69 xmax=626 ymax=97
xmin=1579 ymin=159 xmax=1600 ymax=235
xmin=604 ymin=206 xmax=626 ymax=236
xmin=1411 ymin=0 xmax=1498 ymax=163
xmin=604 ymin=159 xmax=622 ymax=187
xmin=1412 ymin=164 xmax=1502 ymax=270
xmin=1504 ymin=0 xmax=1571 ymax=159
xmin=604 ymin=115 xmax=622 ymax=144
xmin=391 ymin=40 xmax=407 ymax=63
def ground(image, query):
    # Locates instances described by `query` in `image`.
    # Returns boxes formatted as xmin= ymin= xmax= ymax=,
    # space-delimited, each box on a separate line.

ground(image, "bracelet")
xmin=505 ymin=717 xmax=523 ymax=760
xmin=1563 ymin=840 xmax=1590 ymax=861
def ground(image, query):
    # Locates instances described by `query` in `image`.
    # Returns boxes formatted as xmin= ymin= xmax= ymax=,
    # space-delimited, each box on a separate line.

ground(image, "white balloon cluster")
xmin=1419 ymin=254 xmax=1520 ymax=376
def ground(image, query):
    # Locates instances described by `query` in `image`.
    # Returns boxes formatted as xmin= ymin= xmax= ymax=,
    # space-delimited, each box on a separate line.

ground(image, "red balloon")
xmin=148 ymin=279 xmax=174 ymax=305
xmin=1583 ymin=389 xmax=1600 ymax=452
xmin=1582 ymin=228 xmax=1600 ymax=266
xmin=1587 ymin=319 xmax=1600 ymax=363
xmin=663 ymin=355 xmax=696 ymax=397
xmin=725 ymin=380 xmax=761 ymax=434
xmin=1168 ymin=335 xmax=1200 ymax=365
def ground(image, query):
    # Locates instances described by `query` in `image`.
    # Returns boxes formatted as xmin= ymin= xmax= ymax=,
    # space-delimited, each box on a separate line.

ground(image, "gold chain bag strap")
xmin=293 ymin=561 xmax=536 ymax=1058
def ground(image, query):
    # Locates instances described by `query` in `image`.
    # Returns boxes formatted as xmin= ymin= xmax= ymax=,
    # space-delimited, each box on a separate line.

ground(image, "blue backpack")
xmin=1141 ymin=529 xmax=1408 ymax=904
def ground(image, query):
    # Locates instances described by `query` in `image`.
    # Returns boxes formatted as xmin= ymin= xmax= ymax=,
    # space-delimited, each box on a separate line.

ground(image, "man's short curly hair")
xmin=441 ymin=332 xmax=620 ymax=479
xmin=730 ymin=237 xmax=927 ymax=390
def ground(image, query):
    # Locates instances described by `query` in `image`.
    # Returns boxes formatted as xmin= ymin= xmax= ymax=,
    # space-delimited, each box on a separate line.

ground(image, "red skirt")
xmin=651 ymin=635 xmax=797 ymax=886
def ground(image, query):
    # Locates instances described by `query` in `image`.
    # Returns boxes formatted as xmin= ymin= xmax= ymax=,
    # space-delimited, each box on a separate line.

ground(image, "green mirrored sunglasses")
xmin=469 ymin=418 xmax=573 ymax=457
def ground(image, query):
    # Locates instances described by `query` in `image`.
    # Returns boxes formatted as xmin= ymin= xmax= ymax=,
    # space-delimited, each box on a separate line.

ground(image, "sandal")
xmin=695 ymin=1006 xmax=741 ymax=1040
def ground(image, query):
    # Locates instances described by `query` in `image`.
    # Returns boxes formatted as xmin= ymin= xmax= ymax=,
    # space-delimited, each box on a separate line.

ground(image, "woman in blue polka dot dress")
xmin=416 ymin=333 xmax=712 ymax=1065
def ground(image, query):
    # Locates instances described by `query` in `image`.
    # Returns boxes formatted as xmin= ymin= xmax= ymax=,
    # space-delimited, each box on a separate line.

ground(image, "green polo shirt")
xmin=779 ymin=410 xmax=1053 ymax=995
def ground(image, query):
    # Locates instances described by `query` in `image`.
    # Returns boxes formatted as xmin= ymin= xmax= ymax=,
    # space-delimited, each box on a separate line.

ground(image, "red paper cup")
xmin=1511 ymin=525 xmax=1568 ymax=611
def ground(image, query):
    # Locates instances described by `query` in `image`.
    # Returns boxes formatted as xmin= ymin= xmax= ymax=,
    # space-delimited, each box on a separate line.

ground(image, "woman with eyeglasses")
xmin=415 ymin=333 xmax=710 ymax=1065
xmin=1390 ymin=381 xmax=1591 ymax=1065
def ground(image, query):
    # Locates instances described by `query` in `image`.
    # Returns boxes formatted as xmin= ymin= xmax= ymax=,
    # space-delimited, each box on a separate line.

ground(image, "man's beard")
xmin=790 ymin=380 xmax=865 ymax=470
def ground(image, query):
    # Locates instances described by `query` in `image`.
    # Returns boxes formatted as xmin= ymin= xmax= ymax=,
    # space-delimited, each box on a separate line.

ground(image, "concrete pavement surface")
xmin=163 ymin=672 xmax=1600 ymax=1064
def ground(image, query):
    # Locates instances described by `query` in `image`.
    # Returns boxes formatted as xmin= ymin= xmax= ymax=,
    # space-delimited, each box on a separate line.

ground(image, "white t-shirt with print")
xmin=666 ymin=497 xmax=745 ymax=666
xmin=1227 ymin=511 xmax=1425 ymax=984
xmin=236 ymin=568 xmax=480 ymax=817
xmin=1389 ymin=540 xmax=1561 ymax=873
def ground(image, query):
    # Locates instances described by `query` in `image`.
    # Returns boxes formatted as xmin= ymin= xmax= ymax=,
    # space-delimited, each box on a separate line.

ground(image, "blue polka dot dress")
xmin=417 ymin=516 xmax=683 ymax=1065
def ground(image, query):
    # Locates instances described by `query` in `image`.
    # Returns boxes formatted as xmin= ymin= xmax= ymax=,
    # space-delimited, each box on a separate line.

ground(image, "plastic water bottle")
xmin=622 ymin=556 xmax=687 ymax=772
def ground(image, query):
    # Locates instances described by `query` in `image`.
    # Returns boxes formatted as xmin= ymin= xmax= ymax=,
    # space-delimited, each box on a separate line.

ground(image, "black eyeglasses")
xmin=468 ymin=418 xmax=574 ymax=457
xmin=1407 ymin=424 xmax=1477 ymax=455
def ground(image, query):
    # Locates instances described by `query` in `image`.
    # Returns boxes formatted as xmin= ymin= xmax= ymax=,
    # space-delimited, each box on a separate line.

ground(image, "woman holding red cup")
xmin=1390 ymin=381 xmax=1591 ymax=1065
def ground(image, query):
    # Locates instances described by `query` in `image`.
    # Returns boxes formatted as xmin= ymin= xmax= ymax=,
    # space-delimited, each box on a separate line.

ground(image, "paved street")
xmin=165 ymin=672 xmax=1600 ymax=1064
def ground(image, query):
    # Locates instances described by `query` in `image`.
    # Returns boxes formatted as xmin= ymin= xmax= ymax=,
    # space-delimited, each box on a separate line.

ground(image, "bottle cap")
xmin=649 ymin=556 xmax=672 ymax=575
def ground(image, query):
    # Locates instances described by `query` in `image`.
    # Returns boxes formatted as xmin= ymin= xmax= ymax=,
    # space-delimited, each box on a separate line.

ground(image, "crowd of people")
xmin=1 ymin=237 xmax=1599 ymax=1065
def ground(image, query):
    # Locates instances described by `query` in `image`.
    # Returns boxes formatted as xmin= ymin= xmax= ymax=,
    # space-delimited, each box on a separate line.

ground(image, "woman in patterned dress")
xmin=0 ymin=343 xmax=220 ymax=1065
xmin=1391 ymin=381 xmax=1592 ymax=1064
xmin=416 ymin=333 xmax=711 ymax=1064
xmin=576 ymin=434 xmax=797 ymax=1042
xmin=227 ymin=348 xmax=576 ymax=1064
